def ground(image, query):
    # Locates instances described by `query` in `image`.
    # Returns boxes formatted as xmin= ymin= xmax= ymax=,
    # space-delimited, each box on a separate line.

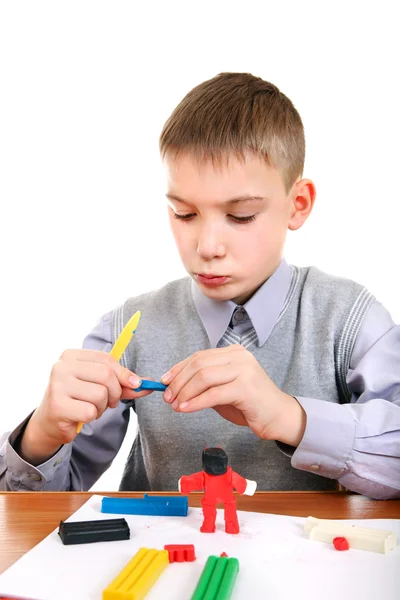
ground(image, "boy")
xmin=1 ymin=73 xmax=399 ymax=498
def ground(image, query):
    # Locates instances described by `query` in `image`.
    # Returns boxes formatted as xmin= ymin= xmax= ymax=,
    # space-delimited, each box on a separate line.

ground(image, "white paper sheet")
xmin=0 ymin=495 xmax=399 ymax=600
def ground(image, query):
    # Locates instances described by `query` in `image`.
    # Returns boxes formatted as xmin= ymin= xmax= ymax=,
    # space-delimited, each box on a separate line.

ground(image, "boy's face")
xmin=165 ymin=152 xmax=313 ymax=304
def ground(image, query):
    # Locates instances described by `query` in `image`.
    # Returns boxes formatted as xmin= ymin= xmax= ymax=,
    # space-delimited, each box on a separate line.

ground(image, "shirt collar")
xmin=191 ymin=258 xmax=293 ymax=348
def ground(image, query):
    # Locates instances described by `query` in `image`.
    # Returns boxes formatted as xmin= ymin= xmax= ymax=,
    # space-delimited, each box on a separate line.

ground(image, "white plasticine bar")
xmin=304 ymin=516 xmax=397 ymax=554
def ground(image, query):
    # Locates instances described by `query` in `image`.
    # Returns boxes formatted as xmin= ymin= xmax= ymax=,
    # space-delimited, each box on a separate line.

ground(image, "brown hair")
xmin=159 ymin=72 xmax=305 ymax=193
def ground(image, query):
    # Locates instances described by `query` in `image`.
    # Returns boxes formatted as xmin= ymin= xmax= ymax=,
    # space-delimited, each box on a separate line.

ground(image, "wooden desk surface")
xmin=0 ymin=491 xmax=399 ymax=575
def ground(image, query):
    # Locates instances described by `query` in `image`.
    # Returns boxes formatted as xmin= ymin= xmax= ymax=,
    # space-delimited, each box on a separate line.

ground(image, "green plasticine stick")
xmin=214 ymin=559 xmax=239 ymax=600
xmin=191 ymin=556 xmax=239 ymax=600
xmin=191 ymin=556 xmax=217 ymax=599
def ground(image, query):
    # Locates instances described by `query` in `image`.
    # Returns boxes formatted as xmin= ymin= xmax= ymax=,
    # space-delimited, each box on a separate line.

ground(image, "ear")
xmin=288 ymin=178 xmax=316 ymax=231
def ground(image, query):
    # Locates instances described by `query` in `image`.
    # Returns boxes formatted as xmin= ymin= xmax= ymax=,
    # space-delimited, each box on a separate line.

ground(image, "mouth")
xmin=195 ymin=273 xmax=230 ymax=287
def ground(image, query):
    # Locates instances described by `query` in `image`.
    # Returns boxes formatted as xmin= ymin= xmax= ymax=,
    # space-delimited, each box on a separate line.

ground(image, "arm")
xmin=231 ymin=470 xmax=257 ymax=495
xmin=0 ymin=312 xmax=131 ymax=491
xmin=179 ymin=471 xmax=205 ymax=494
xmin=290 ymin=300 xmax=400 ymax=499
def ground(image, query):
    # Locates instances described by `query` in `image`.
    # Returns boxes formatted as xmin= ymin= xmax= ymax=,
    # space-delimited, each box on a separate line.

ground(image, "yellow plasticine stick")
xmin=102 ymin=547 xmax=169 ymax=600
xmin=76 ymin=311 xmax=141 ymax=434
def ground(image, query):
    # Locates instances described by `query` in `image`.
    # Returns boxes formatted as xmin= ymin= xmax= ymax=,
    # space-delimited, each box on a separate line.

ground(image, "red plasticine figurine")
xmin=178 ymin=447 xmax=257 ymax=534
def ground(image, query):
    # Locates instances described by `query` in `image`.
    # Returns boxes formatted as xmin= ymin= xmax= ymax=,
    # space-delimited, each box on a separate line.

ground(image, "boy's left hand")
xmin=161 ymin=345 xmax=306 ymax=446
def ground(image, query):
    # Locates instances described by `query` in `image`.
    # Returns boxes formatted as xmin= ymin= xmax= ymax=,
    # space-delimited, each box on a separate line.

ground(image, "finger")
xmin=172 ymin=365 xmax=237 ymax=407
xmin=164 ymin=349 xmax=240 ymax=403
xmin=61 ymin=397 xmax=102 ymax=424
xmin=64 ymin=379 xmax=110 ymax=418
xmin=160 ymin=345 xmax=242 ymax=386
xmin=120 ymin=387 xmax=153 ymax=400
xmin=172 ymin=381 xmax=237 ymax=413
xmin=120 ymin=375 xmax=159 ymax=400
xmin=60 ymin=349 xmax=142 ymax=392
xmin=70 ymin=361 xmax=122 ymax=408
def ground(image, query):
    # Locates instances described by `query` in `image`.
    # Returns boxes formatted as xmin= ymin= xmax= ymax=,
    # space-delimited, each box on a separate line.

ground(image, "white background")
xmin=0 ymin=1 xmax=399 ymax=490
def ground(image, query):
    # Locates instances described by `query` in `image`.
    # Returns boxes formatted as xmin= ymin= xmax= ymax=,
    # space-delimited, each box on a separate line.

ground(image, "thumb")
xmin=104 ymin=353 xmax=142 ymax=388
xmin=108 ymin=358 xmax=152 ymax=398
xmin=117 ymin=366 xmax=154 ymax=399
xmin=117 ymin=365 xmax=142 ymax=390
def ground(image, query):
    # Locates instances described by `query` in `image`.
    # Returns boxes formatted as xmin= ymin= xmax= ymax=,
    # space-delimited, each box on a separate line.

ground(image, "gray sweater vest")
xmin=112 ymin=266 xmax=374 ymax=491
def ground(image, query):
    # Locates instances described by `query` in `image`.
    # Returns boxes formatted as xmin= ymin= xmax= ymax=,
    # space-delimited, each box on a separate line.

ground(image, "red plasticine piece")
xmin=164 ymin=544 xmax=196 ymax=562
xmin=333 ymin=536 xmax=349 ymax=551
xmin=220 ymin=552 xmax=228 ymax=557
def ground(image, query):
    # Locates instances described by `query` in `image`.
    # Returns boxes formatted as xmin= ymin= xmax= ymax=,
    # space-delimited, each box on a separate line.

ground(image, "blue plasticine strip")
xmin=101 ymin=494 xmax=188 ymax=517
xmin=134 ymin=380 xmax=167 ymax=392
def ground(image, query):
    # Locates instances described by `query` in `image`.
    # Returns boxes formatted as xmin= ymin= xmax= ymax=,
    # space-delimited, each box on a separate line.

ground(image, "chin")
xmin=198 ymin=282 xmax=239 ymax=302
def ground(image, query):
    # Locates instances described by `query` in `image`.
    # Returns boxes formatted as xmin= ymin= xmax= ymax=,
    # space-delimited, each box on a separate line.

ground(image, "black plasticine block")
xmin=58 ymin=518 xmax=130 ymax=545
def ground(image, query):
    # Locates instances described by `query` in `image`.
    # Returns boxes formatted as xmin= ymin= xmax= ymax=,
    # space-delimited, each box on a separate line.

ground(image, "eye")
xmin=229 ymin=214 xmax=257 ymax=223
xmin=173 ymin=213 xmax=196 ymax=221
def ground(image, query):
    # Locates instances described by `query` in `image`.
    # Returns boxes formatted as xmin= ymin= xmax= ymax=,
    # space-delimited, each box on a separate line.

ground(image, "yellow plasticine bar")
xmin=102 ymin=547 xmax=169 ymax=600
xmin=76 ymin=311 xmax=141 ymax=433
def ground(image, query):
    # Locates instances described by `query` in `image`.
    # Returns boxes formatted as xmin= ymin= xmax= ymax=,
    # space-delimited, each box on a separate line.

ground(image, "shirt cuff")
xmin=275 ymin=440 xmax=296 ymax=457
xmin=6 ymin=416 xmax=72 ymax=490
xmin=290 ymin=396 xmax=356 ymax=479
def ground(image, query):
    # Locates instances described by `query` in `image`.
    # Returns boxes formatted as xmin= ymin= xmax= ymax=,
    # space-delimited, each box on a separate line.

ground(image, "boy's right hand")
xmin=18 ymin=349 xmax=151 ymax=466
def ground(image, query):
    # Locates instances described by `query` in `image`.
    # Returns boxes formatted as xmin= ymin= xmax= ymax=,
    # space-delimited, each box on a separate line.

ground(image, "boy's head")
xmin=160 ymin=73 xmax=315 ymax=304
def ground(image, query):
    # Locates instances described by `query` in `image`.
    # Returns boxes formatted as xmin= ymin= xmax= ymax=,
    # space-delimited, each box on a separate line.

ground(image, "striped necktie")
xmin=217 ymin=325 xmax=258 ymax=350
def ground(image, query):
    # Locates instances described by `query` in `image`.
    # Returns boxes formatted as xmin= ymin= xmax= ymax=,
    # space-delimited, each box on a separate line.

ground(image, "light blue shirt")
xmin=194 ymin=260 xmax=400 ymax=497
xmin=1 ymin=259 xmax=399 ymax=496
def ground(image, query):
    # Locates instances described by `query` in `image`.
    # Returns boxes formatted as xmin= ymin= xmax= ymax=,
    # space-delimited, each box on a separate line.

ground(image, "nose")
xmin=196 ymin=222 xmax=226 ymax=260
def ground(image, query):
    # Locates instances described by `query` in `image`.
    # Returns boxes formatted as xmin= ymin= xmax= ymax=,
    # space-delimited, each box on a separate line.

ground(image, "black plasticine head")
xmin=202 ymin=447 xmax=228 ymax=475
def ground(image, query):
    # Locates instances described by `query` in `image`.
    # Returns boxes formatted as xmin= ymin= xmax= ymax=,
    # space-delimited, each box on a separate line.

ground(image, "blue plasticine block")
xmin=101 ymin=494 xmax=188 ymax=517
xmin=134 ymin=380 xmax=167 ymax=392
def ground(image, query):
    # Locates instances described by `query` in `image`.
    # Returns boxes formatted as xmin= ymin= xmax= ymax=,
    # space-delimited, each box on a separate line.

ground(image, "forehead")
xmin=163 ymin=152 xmax=285 ymax=204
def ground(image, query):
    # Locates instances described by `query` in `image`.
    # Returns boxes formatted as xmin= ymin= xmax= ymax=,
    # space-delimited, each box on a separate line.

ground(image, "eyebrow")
xmin=166 ymin=193 xmax=267 ymax=205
